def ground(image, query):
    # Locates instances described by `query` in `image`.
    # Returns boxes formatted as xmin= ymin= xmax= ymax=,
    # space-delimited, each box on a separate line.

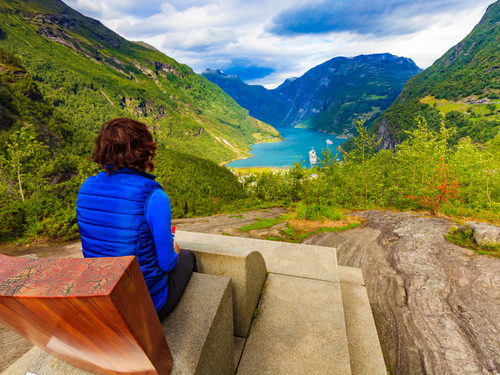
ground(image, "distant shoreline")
xmin=220 ymin=136 xmax=284 ymax=166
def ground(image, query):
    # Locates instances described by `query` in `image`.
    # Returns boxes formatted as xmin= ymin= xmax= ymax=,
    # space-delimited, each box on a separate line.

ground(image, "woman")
xmin=76 ymin=117 xmax=196 ymax=320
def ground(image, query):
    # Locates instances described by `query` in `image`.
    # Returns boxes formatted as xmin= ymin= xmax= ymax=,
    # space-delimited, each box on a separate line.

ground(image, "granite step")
xmin=177 ymin=231 xmax=353 ymax=374
xmin=177 ymin=231 xmax=385 ymax=375
xmin=338 ymin=266 xmax=387 ymax=375
xmin=237 ymin=273 xmax=352 ymax=374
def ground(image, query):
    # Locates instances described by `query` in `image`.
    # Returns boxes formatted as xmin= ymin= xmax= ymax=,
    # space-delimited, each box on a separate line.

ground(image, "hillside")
xmin=203 ymin=54 xmax=422 ymax=136
xmin=372 ymin=1 xmax=500 ymax=149
xmin=0 ymin=47 xmax=253 ymax=241
xmin=0 ymin=0 xmax=281 ymax=163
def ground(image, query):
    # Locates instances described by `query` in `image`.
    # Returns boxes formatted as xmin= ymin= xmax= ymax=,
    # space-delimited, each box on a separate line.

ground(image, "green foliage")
xmin=295 ymin=201 xmax=343 ymax=221
xmin=406 ymin=158 xmax=460 ymax=214
xmin=0 ymin=2 xmax=281 ymax=163
xmin=0 ymin=46 xmax=22 ymax=68
xmin=239 ymin=218 xmax=280 ymax=232
xmin=446 ymin=226 xmax=500 ymax=257
xmin=372 ymin=3 xmax=500 ymax=146
xmin=155 ymin=147 xmax=247 ymax=218
xmin=250 ymin=115 xmax=499 ymax=222
xmin=0 ymin=127 xmax=53 ymax=202
xmin=0 ymin=199 xmax=26 ymax=241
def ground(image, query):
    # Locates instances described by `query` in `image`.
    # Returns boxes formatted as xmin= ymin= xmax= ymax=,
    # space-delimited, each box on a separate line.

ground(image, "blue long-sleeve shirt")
xmin=145 ymin=189 xmax=178 ymax=273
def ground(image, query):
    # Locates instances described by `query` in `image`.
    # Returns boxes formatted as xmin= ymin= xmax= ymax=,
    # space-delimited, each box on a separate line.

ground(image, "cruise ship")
xmin=326 ymin=139 xmax=333 ymax=145
xmin=309 ymin=149 xmax=317 ymax=164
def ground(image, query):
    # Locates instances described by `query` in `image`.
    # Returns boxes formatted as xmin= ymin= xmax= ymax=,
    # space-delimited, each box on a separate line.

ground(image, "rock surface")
xmin=3 ymin=209 xmax=500 ymax=375
xmin=459 ymin=222 xmax=500 ymax=247
xmin=304 ymin=211 xmax=500 ymax=375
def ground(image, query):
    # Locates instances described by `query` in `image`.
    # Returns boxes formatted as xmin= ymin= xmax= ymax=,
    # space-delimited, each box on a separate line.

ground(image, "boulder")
xmin=459 ymin=222 xmax=500 ymax=247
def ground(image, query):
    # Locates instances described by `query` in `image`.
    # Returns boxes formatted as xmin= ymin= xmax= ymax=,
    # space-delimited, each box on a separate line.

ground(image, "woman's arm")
xmin=145 ymin=189 xmax=178 ymax=272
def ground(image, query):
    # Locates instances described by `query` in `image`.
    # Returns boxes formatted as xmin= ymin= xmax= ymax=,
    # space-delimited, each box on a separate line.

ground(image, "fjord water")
xmin=227 ymin=127 xmax=347 ymax=168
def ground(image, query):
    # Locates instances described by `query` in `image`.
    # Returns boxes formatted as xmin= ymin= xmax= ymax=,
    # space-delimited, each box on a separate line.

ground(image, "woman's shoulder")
xmin=148 ymin=188 xmax=170 ymax=205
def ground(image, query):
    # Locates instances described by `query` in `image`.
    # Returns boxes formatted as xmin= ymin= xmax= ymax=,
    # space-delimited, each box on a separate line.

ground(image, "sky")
xmin=65 ymin=0 xmax=495 ymax=89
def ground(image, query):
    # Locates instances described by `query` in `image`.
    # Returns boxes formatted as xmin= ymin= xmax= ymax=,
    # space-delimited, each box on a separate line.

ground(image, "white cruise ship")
xmin=309 ymin=149 xmax=317 ymax=164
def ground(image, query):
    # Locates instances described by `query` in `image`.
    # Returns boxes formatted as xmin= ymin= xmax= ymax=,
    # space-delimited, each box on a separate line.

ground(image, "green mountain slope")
xmin=203 ymin=54 xmax=422 ymax=136
xmin=0 ymin=47 xmax=251 ymax=241
xmin=0 ymin=0 xmax=281 ymax=163
xmin=373 ymin=1 xmax=500 ymax=149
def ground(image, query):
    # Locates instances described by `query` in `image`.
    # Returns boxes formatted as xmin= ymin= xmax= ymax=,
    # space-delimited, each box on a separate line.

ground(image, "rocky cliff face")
xmin=305 ymin=211 xmax=500 ymax=375
xmin=375 ymin=117 xmax=397 ymax=150
xmin=203 ymin=54 xmax=422 ymax=136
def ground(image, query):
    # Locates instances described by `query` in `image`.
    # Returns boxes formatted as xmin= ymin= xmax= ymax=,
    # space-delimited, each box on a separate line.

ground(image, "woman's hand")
xmin=173 ymin=240 xmax=181 ymax=255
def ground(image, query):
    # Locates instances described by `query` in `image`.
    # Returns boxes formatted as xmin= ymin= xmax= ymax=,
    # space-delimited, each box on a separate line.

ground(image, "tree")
xmin=347 ymin=120 xmax=382 ymax=206
xmin=0 ymin=127 xmax=53 ymax=202
xmin=406 ymin=158 xmax=460 ymax=214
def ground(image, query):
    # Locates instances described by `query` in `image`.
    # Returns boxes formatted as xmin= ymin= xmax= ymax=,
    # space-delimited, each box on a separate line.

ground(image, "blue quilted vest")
xmin=76 ymin=168 xmax=168 ymax=311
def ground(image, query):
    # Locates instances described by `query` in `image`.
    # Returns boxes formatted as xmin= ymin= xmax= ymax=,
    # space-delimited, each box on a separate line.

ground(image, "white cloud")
xmin=66 ymin=0 xmax=494 ymax=88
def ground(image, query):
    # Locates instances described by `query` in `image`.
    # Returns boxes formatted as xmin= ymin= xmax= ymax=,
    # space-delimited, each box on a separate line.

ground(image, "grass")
xmin=445 ymin=226 xmax=500 ymax=257
xmin=237 ymin=204 xmax=362 ymax=243
xmin=276 ymin=222 xmax=361 ymax=243
xmin=420 ymin=95 xmax=495 ymax=120
xmin=239 ymin=218 xmax=280 ymax=232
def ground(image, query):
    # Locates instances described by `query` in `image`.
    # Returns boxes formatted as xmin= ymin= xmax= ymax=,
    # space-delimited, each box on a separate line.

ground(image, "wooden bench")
xmin=0 ymin=254 xmax=173 ymax=375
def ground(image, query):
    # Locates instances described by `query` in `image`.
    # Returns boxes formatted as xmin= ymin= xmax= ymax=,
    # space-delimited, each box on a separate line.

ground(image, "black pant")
xmin=157 ymin=250 xmax=197 ymax=321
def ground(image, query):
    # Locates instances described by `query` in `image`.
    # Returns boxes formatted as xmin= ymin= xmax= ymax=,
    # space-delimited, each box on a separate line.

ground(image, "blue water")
xmin=227 ymin=127 xmax=347 ymax=168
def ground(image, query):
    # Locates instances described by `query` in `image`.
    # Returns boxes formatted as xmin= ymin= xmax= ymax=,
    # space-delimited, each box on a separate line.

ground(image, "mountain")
xmin=0 ymin=0 xmax=282 ymax=163
xmin=0 ymin=46 xmax=251 ymax=240
xmin=372 ymin=1 xmax=500 ymax=149
xmin=203 ymin=54 xmax=422 ymax=136
xmin=0 ymin=46 xmax=89 ymax=176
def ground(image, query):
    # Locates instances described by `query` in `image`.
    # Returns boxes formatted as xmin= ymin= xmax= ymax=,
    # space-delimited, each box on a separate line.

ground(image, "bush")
xmin=0 ymin=200 xmax=26 ymax=241
xmin=295 ymin=202 xmax=343 ymax=222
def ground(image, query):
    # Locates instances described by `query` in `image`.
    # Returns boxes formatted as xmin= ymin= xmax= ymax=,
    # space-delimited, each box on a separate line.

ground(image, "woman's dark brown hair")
xmin=93 ymin=118 xmax=157 ymax=174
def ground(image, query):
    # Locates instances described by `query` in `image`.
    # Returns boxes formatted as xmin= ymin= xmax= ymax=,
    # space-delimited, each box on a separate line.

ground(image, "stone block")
xmin=178 ymin=241 xmax=267 ymax=337
xmin=234 ymin=337 xmax=246 ymax=371
xmin=1 ymin=346 xmax=41 ymax=375
xmin=27 ymin=351 xmax=92 ymax=375
xmin=162 ymin=272 xmax=234 ymax=375
xmin=176 ymin=231 xmax=338 ymax=282
xmin=339 ymin=268 xmax=386 ymax=375
xmin=338 ymin=266 xmax=365 ymax=286
xmin=237 ymin=273 xmax=352 ymax=375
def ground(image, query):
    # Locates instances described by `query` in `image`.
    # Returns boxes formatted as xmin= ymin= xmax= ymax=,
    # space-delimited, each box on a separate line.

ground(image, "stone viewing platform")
xmin=1 ymin=232 xmax=385 ymax=375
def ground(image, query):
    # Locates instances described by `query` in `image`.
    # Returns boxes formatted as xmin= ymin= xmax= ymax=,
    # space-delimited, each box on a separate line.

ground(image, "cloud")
xmin=66 ymin=0 xmax=166 ymax=19
xmin=223 ymin=66 xmax=275 ymax=81
xmin=65 ymin=0 xmax=494 ymax=88
xmin=65 ymin=0 xmax=104 ymax=18
xmin=266 ymin=0 xmax=490 ymax=37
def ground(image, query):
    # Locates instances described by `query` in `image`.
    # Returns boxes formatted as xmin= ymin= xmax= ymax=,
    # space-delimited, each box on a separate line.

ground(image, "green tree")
xmin=346 ymin=120 xmax=382 ymax=206
xmin=0 ymin=127 xmax=53 ymax=202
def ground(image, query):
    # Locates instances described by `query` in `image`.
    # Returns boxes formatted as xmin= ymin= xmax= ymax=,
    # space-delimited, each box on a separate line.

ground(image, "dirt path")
xmin=304 ymin=210 xmax=500 ymax=375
